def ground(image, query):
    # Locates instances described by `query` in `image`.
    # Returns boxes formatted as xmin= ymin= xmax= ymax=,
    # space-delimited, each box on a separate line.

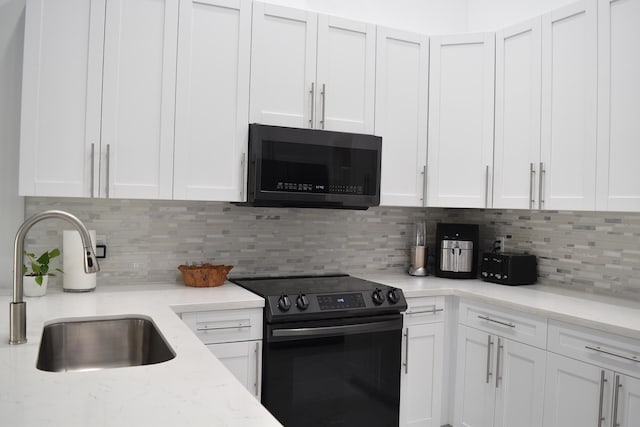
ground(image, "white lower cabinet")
xmin=206 ymin=340 xmax=261 ymax=399
xmin=400 ymin=297 xmax=445 ymax=427
xmin=544 ymin=353 xmax=640 ymax=427
xmin=180 ymin=308 xmax=262 ymax=399
xmin=453 ymin=326 xmax=546 ymax=427
xmin=544 ymin=320 xmax=640 ymax=427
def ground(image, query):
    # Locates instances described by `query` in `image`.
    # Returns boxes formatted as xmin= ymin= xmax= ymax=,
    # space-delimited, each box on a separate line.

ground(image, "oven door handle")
xmin=271 ymin=319 xmax=401 ymax=338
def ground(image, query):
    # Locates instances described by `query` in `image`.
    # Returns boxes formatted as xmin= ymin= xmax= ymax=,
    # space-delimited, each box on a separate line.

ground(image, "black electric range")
xmin=230 ymin=273 xmax=407 ymax=323
xmin=230 ymin=274 xmax=407 ymax=427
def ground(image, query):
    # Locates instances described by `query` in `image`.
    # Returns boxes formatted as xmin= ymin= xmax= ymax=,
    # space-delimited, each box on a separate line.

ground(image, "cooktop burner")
xmin=230 ymin=274 xmax=407 ymax=323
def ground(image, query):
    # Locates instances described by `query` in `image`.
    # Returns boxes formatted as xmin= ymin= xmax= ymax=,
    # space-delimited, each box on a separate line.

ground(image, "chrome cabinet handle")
xmin=407 ymin=308 xmax=444 ymax=315
xmin=240 ymin=153 xmax=246 ymax=201
xmin=196 ymin=324 xmax=251 ymax=332
xmin=613 ymin=374 xmax=622 ymax=427
xmin=403 ymin=328 xmax=409 ymax=374
xmin=309 ymin=82 xmax=315 ymax=128
xmin=539 ymin=161 xmax=545 ymax=209
xmin=90 ymin=143 xmax=95 ymax=198
xmin=320 ymin=83 xmax=326 ymax=129
xmin=485 ymin=165 xmax=490 ymax=208
xmin=478 ymin=315 xmax=516 ymax=328
xmin=598 ymin=370 xmax=607 ymax=427
xmin=486 ymin=334 xmax=494 ymax=384
xmin=105 ymin=144 xmax=111 ymax=198
xmin=421 ymin=165 xmax=427 ymax=206
xmin=586 ymin=345 xmax=640 ymax=363
xmin=529 ymin=163 xmax=535 ymax=209
xmin=254 ymin=341 xmax=261 ymax=397
xmin=495 ymin=337 xmax=503 ymax=388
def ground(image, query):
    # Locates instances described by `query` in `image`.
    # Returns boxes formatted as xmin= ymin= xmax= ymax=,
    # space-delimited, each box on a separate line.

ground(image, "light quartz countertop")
xmin=2 ymin=274 xmax=640 ymax=427
xmin=0 ymin=283 xmax=281 ymax=427
xmin=358 ymin=272 xmax=640 ymax=341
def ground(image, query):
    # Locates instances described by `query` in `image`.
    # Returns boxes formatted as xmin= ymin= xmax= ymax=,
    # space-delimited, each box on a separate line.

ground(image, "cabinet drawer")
xmin=181 ymin=308 xmax=262 ymax=344
xmin=459 ymin=300 xmax=547 ymax=349
xmin=548 ymin=320 xmax=640 ymax=378
xmin=404 ymin=296 xmax=445 ymax=325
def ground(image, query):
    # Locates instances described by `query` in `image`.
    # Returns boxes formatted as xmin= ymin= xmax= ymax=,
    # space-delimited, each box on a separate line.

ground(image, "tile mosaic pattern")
xmin=24 ymin=198 xmax=640 ymax=300
xmin=427 ymin=208 xmax=640 ymax=301
xmin=25 ymin=198 xmax=427 ymax=287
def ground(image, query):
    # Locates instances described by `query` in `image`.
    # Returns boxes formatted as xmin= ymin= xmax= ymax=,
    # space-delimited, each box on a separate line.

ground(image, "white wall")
xmin=0 ymin=0 xmax=26 ymax=290
xmin=466 ymin=0 xmax=578 ymax=31
xmin=263 ymin=0 xmax=469 ymax=34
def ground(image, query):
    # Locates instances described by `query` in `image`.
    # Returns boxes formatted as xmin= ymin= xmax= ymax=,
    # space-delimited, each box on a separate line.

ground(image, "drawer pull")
xmin=407 ymin=308 xmax=444 ymax=315
xmin=585 ymin=345 xmax=640 ymax=363
xmin=477 ymin=315 xmax=516 ymax=328
xmin=197 ymin=324 xmax=251 ymax=332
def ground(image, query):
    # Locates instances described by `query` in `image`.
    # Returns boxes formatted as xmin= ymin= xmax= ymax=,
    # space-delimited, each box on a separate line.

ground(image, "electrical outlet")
xmin=494 ymin=235 xmax=512 ymax=253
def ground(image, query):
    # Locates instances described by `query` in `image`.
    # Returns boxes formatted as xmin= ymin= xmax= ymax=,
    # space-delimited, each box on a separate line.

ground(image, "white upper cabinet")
xmin=173 ymin=0 xmax=251 ymax=202
xmin=375 ymin=28 xmax=429 ymax=207
xmin=427 ymin=33 xmax=495 ymax=208
xmin=595 ymin=0 xmax=640 ymax=211
xmin=540 ymin=0 xmax=598 ymax=210
xmin=20 ymin=0 xmax=179 ymax=200
xmin=316 ymin=15 xmax=376 ymax=133
xmin=249 ymin=2 xmax=375 ymax=133
xmin=100 ymin=0 xmax=178 ymax=200
xmin=249 ymin=3 xmax=317 ymax=129
xmin=19 ymin=0 xmax=105 ymax=197
xmin=493 ymin=18 xmax=542 ymax=210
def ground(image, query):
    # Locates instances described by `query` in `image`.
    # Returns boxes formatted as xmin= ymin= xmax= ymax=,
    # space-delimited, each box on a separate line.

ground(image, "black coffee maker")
xmin=435 ymin=223 xmax=479 ymax=279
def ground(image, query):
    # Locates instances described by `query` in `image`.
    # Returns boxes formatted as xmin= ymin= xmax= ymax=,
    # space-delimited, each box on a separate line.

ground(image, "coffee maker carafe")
xmin=435 ymin=223 xmax=479 ymax=279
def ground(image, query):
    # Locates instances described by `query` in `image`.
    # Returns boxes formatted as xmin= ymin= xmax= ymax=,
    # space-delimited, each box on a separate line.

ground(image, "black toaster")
xmin=480 ymin=252 xmax=537 ymax=285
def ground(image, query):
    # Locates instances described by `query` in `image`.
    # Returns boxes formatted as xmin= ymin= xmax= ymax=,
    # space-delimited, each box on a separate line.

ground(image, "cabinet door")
xmin=100 ymin=0 xmax=179 ymax=199
xmin=400 ymin=322 xmax=444 ymax=427
xmin=206 ymin=340 xmax=261 ymax=398
xmin=595 ymin=0 xmax=640 ymax=211
xmin=493 ymin=18 xmax=542 ymax=210
xmin=173 ymin=0 xmax=251 ymax=202
xmin=540 ymin=0 xmax=598 ymax=210
xmin=493 ymin=338 xmax=546 ymax=427
xmin=427 ymin=33 xmax=495 ymax=208
xmin=615 ymin=373 xmax=640 ymax=427
xmin=375 ymin=27 xmax=429 ymax=207
xmin=19 ymin=0 xmax=105 ymax=197
xmin=543 ymin=352 xmax=613 ymax=427
xmin=453 ymin=326 xmax=496 ymax=427
xmin=249 ymin=2 xmax=317 ymax=128
xmin=316 ymin=15 xmax=376 ymax=133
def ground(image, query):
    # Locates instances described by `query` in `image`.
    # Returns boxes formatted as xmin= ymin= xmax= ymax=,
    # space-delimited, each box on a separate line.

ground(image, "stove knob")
xmin=296 ymin=294 xmax=309 ymax=310
xmin=277 ymin=293 xmax=291 ymax=311
xmin=387 ymin=288 xmax=401 ymax=304
xmin=372 ymin=288 xmax=386 ymax=305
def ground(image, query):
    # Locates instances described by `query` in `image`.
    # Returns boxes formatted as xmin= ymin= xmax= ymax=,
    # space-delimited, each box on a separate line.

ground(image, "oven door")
xmin=262 ymin=314 xmax=403 ymax=427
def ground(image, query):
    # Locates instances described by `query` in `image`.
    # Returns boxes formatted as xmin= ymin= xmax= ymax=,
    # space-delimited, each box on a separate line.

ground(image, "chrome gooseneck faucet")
xmin=9 ymin=210 xmax=100 ymax=344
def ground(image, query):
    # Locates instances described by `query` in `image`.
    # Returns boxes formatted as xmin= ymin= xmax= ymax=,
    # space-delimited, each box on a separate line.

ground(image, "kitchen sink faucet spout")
xmin=9 ymin=210 xmax=100 ymax=345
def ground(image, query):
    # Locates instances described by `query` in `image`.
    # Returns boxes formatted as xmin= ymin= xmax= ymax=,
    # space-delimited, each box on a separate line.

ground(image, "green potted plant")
xmin=23 ymin=248 xmax=62 ymax=297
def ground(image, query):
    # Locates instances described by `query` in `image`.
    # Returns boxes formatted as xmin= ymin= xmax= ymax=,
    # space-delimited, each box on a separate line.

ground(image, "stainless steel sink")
xmin=36 ymin=315 xmax=175 ymax=372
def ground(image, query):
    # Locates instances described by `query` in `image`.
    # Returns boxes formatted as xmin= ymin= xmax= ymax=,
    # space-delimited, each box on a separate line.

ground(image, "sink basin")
xmin=36 ymin=315 xmax=176 ymax=372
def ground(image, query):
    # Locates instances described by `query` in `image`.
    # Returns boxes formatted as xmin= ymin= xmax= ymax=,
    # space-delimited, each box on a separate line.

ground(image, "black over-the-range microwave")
xmin=239 ymin=124 xmax=382 ymax=210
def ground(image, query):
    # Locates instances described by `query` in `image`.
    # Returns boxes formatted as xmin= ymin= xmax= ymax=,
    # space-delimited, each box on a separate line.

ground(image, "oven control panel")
xmin=317 ymin=293 xmax=365 ymax=310
xmin=264 ymin=287 xmax=407 ymax=322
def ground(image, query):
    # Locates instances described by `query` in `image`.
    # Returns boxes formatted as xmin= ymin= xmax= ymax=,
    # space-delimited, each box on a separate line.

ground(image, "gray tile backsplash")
xmin=427 ymin=208 xmax=640 ymax=301
xmin=24 ymin=198 xmax=640 ymax=301
xmin=25 ymin=197 xmax=427 ymax=286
